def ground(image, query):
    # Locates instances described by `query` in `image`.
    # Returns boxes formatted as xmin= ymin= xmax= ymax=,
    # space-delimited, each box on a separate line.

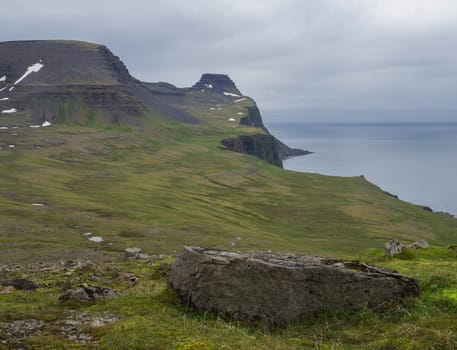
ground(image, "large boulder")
xmin=168 ymin=247 xmax=419 ymax=325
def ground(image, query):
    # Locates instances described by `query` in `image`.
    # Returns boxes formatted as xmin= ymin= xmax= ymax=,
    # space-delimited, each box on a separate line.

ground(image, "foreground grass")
xmin=1 ymin=246 xmax=457 ymax=349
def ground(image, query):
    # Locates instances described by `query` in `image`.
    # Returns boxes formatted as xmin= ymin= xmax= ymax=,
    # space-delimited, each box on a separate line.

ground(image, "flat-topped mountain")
xmin=0 ymin=40 xmax=131 ymax=85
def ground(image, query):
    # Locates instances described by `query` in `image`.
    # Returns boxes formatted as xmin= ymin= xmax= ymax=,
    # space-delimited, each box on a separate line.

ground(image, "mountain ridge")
xmin=0 ymin=39 xmax=308 ymax=166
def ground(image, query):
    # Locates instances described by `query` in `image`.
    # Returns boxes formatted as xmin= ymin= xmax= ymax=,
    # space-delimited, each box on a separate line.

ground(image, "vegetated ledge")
xmin=221 ymin=134 xmax=310 ymax=168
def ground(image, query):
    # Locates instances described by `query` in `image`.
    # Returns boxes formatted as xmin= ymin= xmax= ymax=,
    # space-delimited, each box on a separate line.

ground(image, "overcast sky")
xmin=3 ymin=0 xmax=457 ymax=122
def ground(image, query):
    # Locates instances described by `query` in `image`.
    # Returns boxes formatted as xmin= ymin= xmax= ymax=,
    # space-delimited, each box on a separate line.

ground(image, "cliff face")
xmin=221 ymin=134 xmax=284 ymax=167
xmin=0 ymin=40 xmax=144 ymax=127
xmin=0 ymin=40 xmax=308 ymax=167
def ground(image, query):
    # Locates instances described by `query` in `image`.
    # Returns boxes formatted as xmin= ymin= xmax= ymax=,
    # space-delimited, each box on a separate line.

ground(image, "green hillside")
xmin=1 ymin=106 xmax=456 ymax=263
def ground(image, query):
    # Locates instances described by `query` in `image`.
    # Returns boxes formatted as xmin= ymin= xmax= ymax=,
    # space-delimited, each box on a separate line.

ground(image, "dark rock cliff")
xmin=192 ymin=73 xmax=241 ymax=95
xmin=0 ymin=40 xmax=143 ymax=126
xmin=221 ymin=134 xmax=284 ymax=167
xmin=225 ymin=104 xmax=310 ymax=165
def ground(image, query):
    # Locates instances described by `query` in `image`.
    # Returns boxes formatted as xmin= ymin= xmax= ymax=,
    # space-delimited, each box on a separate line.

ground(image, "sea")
xmin=267 ymin=122 xmax=457 ymax=216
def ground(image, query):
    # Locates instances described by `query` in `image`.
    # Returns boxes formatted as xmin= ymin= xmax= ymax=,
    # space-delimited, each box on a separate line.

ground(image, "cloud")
xmin=2 ymin=0 xmax=457 ymax=121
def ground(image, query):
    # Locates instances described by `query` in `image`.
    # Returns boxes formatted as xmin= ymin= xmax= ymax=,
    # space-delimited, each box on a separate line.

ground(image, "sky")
xmin=2 ymin=0 xmax=457 ymax=123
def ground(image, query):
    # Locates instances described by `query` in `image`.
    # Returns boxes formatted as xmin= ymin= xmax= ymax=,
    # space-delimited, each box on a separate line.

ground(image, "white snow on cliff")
xmin=14 ymin=63 xmax=44 ymax=85
xmin=2 ymin=108 xmax=17 ymax=114
xmin=223 ymin=92 xmax=241 ymax=97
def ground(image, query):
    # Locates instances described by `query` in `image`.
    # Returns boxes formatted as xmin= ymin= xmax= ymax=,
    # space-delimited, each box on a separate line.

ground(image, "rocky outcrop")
xmin=221 ymin=133 xmax=310 ymax=167
xmin=221 ymin=134 xmax=283 ymax=167
xmin=169 ymin=247 xmax=420 ymax=326
xmin=192 ymin=73 xmax=241 ymax=95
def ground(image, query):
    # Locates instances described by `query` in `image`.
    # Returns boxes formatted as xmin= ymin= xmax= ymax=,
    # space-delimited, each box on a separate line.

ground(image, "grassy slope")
xmin=0 ymin=104 xmax=456 ymax=263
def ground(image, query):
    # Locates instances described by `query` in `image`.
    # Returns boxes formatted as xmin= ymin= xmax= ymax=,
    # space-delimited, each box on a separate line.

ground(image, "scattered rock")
xmin=117 ymin=272 xmax=139 ymax=287
xmin=59 ymin=286 xmax=117 ymax=303
xmin=59 ymin=310 xmax=119 ymax=344
xmin=385 ymin=239 xmax=429 ymax=257
xmin=2 ymin=277 xmax=39 ymax=290
xmin=169 ymin=247 xmax=420 ymax=325
xmin=0 ymin=319 xmax=45 ymax=345
xmin=0 ymin=311 xmax=119 ymax=347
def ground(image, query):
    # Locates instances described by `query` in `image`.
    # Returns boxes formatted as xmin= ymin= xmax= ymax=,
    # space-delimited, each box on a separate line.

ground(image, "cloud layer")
xmin=2 ymin=0 xmax=457 ymax=122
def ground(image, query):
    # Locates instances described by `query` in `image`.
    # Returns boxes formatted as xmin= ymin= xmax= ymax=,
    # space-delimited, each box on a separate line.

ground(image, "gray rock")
xmin=168 ymin=247 xmax=419 ymax=326
xmin=384 ymin=239 xmax=406 ymax=257
xmin=385 ymin=239 xmax=429 ymax=257
xmin=59 ymin=286 xmax=117 ymax=303
xmin=2 ymin=277 xmax=38 ymax=290
xmin=408 ymin=240 xmax=429 ymax=249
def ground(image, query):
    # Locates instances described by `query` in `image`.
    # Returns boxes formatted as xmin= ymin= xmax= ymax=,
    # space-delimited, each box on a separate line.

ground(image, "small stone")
xmin=125 ymin=247 xmax=142 ymax=254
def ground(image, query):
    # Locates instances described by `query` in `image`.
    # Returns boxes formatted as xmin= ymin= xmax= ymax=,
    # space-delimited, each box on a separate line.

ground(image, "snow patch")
xmin=82 ymin=232 xmax=93 ymax=237
xmin=228 ymin=118 xmax=236 ymax=122
xmin=41 ymin=121 xmax=52 ymax=127
xmin=32 ymin=203 xmax=45 ymax=207
xmin=0 ymin=97 xmax=9 ymax=101
xmin=0 ymin=127 xmax=8 ymax=130
xmin=0 ymin=87 xmax=6 ymax=92
xmin=204 ymin=84 xmax=213 ymax=89
xmin=201 ymin=89 xmax=205 ymax=92
xmin=2 ymin=108 xmax=17 ymax=114
xmin=8 ymin=145 xmax=15 ymax=148
xmin=9 ymin=87 xmax=14 ymax=92
xmin=223 ymin=92 xmax=241 ymax=97
xmin=88 ymin=236 xmax=104 ymax=243
xmin=238 ymin=112 xmax=243 ymax=115
xmin=14 ymin=63 xmax=44 ymax=85
xmin=234 ymin=98 xmax=247 ymax=103
xmin=30 ymin=125 xmax=41 ymax=128
xmin=209 ymin=107 xmax=216 ymax=110
xmin=0 ymin=76 xmax=5 ymax=83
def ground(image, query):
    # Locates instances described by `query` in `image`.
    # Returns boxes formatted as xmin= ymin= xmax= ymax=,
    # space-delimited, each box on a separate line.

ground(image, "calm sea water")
xmin=268 ymin=123 xmax=457 ymax=216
